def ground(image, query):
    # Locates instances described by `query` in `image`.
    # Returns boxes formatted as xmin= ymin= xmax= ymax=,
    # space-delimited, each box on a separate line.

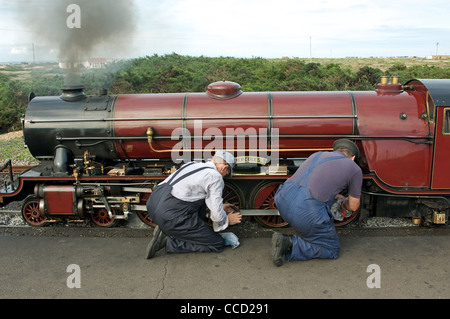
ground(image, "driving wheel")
xmin=252 ymin=182 xmax=288 ymax=228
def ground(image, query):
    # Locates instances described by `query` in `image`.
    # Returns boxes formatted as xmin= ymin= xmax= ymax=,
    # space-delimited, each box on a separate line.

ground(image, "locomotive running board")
xmin=130 ymin=205 xmax=279 ymax=216
xmin=239 ymin=209 xmax=279 ymax=216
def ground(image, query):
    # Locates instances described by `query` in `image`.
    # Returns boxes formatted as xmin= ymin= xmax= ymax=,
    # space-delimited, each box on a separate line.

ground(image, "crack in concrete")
xmin=156 ymin=256 xmax=168 ymax=299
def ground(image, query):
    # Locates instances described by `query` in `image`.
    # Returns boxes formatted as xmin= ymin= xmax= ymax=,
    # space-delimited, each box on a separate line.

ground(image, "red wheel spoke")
xmin=91 ymin=208 xmax=117 ymax=227
xmin=22 ymin=196 xmax=47 ymax=226
xmin=253 ymin=182 xmax=288 ymax=228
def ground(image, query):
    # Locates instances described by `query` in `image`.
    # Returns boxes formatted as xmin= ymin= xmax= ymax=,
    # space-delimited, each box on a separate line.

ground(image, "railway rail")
xmin=1 ymin=213 xmax=449 ymax=240
xmin=0 ymin=165 xmax=34 ymax=174
xmin=0 ymin=203 xmax=446 ymax=230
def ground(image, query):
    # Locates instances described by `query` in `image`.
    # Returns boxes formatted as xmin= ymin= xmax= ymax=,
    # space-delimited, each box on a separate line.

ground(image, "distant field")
xmin=301 ymin=57 xmax=449 ymax=71
xmin=0 ymin=63 xmax=64 ymax=81
xmin=1 ymin=57 xmax=449 ymax=81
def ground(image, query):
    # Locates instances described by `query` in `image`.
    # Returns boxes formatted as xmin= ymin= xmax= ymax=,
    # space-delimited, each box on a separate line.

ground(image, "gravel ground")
xmin=0 ymin=213 xmax=26 ymax=226
xmin=0 ymin=131 xmax=23 ymax=141
xmin=0 ymin=202 xmax=415 ymax=229
xmin=0 ymin=210 xmax=439 ymax=241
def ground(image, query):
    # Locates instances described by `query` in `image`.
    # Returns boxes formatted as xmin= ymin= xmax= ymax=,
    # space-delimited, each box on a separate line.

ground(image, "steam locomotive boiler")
xmin=1 ymin=77 xmax=449 ymax=228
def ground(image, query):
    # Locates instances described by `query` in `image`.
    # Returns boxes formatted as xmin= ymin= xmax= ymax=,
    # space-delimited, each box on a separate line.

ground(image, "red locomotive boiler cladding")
xmin=113 ymin=83 xmax=355 ymax=160
xmin=112 ymin=78 xmax=440 ymax=192
xmin=2 ymin=77 xmax=450 ymax=227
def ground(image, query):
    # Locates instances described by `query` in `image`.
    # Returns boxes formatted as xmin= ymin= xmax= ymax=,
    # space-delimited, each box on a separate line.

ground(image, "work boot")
xmin=271 ymin=232 xmax=292 ymax=267
xmin=145 ymin=225 xmax=167 ymax=259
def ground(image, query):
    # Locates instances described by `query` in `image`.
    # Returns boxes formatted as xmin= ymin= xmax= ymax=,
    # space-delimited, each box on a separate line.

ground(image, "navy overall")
xmin=274 ymin=152 xmax=346 ymax=261
xmin=146 ymin=162 xmax=225 ymax=253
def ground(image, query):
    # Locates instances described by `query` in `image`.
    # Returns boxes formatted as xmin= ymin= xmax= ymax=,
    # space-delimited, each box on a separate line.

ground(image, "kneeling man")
xmin=145 ymin=150 xmax=242 ymax=258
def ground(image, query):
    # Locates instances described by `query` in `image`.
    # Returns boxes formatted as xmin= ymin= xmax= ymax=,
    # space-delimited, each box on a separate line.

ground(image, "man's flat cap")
xmin=333 ymin=139 xmax=360 ymax=159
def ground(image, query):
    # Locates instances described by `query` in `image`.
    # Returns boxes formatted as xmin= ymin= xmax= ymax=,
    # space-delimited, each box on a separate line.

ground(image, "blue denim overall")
xmin=274 ymin=152 xmax=346 ymax=261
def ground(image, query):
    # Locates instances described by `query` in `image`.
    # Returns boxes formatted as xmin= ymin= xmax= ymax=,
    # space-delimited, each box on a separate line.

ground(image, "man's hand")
xmin=341 ymin=196 xmax=360 ymax=212
xmin=227 ymin=212 xmax=242 ymax=225
xmin=223 ymin=203 xmax=242 ymax=225
xmin=223 ymin=203 xmax=238 ymax=214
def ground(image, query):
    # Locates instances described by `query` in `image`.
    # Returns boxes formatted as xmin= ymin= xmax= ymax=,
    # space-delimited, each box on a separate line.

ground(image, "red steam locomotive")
xmin=1 ymin=76 xmax=449 ymax=227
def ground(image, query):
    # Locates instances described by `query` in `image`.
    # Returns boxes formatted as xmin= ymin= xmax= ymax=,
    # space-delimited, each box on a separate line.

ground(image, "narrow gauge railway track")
xmin=1 ymin=207 xmax=449 ymax=239
xmin=1 ymin=166 xmax=448 ymax=235
xmin=0 ymin=218 xmax=449 ymax=239
xmin=0 ymin=165 xmax=35 ymax=173
xmin=1 ymin=165 xmax=448 ymax=235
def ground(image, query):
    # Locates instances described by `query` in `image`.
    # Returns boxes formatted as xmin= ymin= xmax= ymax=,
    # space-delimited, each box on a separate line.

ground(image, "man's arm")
xmin=204 ymin=176 xmax=230 ymax=232
xmin=342 ymin=195 xmax=360 ymax=212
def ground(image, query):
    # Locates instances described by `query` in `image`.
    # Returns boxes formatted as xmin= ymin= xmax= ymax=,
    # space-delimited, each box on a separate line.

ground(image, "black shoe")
xmin=271 ymin=232 xmax=292 ymax=267
xmin=145 ymin=225 xmax=167 ymax=259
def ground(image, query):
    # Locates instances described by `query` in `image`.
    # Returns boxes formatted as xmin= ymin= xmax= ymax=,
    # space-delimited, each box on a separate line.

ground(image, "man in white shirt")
xmin=145 ymin=150 xmax=242 ymax=258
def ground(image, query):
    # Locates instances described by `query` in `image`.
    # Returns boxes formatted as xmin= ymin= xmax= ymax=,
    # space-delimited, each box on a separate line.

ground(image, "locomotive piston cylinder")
xmin=35 ymin=185 xmax=78 ymax=216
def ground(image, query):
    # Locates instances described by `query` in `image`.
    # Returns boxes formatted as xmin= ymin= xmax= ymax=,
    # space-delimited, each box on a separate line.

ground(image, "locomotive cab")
xmin=359 ymin=79 xmax=450 ymax=225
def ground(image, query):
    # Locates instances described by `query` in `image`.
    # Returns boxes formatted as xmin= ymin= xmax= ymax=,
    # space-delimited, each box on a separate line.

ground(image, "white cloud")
xmin=10 ymin=46 xmax=28 ymax=55
xmin=0 ymin=0 xmax=449 ymax=61
xmin=132 ymin=0 xmax=450 ymax=58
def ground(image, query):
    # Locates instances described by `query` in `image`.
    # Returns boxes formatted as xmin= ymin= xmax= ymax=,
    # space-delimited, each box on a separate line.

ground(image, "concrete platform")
xmin=1 ymin=229 xmax=449 ymax=302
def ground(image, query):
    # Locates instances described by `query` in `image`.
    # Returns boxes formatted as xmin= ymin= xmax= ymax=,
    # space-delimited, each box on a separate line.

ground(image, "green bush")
xmin=0 ymin=55 xmax=448 ymax=134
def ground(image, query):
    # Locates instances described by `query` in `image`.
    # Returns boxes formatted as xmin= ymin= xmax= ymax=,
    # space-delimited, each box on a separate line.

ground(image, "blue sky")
xmin=0 ymin=0 xmax=449 ymax=62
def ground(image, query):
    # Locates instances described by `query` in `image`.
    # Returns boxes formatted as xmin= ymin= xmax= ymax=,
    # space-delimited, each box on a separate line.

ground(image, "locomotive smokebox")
xmin=24 ymin=88 xmax=117 ymax=164
xmin=60 ymin=85 xmax=86 ymax=102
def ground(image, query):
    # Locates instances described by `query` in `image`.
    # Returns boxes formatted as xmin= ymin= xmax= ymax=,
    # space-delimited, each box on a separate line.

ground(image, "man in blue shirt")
xmin=272 ymin=139 xmax=362 ymax=266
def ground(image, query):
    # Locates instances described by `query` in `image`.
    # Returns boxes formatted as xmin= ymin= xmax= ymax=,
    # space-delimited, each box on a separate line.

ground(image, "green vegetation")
xmin=0 ymin=137 xmax=34 ymax=161
xmin=0 ymin=54 xmax=449 ymax=134
xmin=109 ymin=55 xmax=449 ymax=94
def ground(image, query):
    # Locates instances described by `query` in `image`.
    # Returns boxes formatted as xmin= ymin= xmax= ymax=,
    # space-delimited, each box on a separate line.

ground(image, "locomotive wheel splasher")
xmin=252 ymin=182 xmax=288 ymax=228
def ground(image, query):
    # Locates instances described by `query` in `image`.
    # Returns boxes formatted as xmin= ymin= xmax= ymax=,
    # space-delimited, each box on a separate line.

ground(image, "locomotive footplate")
xmin=238 ymin=209 xmax=279 ymax=216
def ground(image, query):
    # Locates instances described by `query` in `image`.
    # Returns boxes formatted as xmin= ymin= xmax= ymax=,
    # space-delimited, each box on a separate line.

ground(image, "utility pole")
xmin=309 ymin=36 xmax=312 ymax=62
xmin=436 ymin=42 xmax=439 ymax=56
xmin=32 ymin=43 xmax=36 ymax=64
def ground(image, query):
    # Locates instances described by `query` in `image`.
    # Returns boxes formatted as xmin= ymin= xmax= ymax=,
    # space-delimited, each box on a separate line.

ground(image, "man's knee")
xmin=209 ymin=234 xmax=225 ymax=252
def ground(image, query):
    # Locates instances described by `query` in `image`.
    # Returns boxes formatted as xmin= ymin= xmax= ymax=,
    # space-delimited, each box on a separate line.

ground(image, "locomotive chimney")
xmin=60 ymin=85 xmax=87 ymax=102
xmin=380 ymin=75 xmax=389 ymax=85
xmin=391 ymin=75 xmax=399 ymax=84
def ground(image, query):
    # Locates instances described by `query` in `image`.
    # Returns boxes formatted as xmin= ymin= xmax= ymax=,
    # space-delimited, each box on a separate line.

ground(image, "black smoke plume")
xmin=17 ymin=0 xmax=136 ymax=86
